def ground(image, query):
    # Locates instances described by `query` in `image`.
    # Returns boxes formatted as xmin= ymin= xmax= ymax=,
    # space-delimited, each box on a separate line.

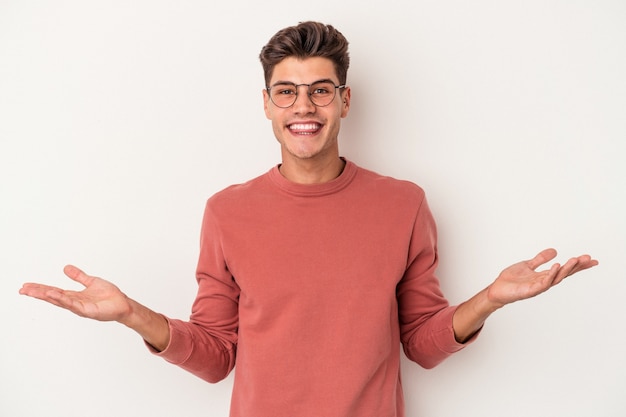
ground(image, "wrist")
xmin=453 ymin=287 xmax=501 ymax=344
xmin=118 ymin=297 xmax=141 ymax=328
xmin=120 ymin=299 xmax=170 ymax=352
xmin=484 ymin=284 xmax=509 ymax=313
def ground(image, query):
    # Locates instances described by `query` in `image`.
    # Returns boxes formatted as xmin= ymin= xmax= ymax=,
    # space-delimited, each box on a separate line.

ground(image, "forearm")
xmin=452 ymin=286 xmax=502 ymax=344
xmin=119 ymin=298 xmax=170 ymax=352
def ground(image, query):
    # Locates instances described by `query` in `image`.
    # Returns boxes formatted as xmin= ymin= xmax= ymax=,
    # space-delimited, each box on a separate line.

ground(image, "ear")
xmin=263 ymin=88 xmax=272 ymax=120
xmin=340 ymin=86 xmax=351 ymax=118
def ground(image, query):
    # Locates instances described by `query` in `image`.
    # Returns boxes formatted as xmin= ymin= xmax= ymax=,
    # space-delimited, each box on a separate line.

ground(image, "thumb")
xmin=527 ymin=248 xmax=558 ymax=270
xmin=63 ymin=264 xmax=94 ymax=287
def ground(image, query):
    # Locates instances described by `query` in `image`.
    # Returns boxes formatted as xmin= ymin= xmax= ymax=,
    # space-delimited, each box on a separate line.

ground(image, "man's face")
xmin=263 ymin=56 xmax=350 ymax=165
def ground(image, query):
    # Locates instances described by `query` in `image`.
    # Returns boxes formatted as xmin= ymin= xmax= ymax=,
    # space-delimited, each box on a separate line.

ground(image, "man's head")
xmin=260 ymin=22 xmax=352 ymax=181
xmin=259 ymin=21 xmax=350 ymax=87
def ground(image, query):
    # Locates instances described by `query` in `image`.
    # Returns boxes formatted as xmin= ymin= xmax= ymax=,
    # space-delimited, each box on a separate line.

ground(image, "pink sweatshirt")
xmin=153 ymin=160 xmax=471 ymax=417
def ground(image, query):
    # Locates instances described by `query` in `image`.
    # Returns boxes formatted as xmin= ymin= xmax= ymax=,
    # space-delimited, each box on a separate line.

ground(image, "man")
xmin=20 ymin=21 xmax=598 ymax=417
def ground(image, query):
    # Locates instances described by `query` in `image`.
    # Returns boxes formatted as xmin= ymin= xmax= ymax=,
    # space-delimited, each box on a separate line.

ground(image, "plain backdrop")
xmin=1 ymin=1 xmax=624 ymax=416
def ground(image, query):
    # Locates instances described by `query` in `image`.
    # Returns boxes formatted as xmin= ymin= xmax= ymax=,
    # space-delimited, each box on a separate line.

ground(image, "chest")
xmin=220 ymin=196 xmax=415 ymax=305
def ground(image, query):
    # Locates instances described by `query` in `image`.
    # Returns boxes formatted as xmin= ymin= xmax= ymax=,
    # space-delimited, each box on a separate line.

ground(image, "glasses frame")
xmin=266 ymin=80 xmax=347 ymax=108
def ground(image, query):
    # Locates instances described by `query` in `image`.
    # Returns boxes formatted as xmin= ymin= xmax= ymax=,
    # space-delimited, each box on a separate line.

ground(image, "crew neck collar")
xmin=268 ymin=158 xmax=357 ymax=197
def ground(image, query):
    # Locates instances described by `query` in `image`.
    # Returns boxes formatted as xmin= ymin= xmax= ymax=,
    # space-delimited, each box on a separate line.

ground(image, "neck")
xmin=279 ymin=157 xmax=346 ymax=184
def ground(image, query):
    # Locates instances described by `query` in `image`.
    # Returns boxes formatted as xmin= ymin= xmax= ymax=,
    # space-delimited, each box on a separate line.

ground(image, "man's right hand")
xmin=20 ymin=265 xmax=170 ymax=351
xmin=20 ymin=265 xmax=133 ymax=322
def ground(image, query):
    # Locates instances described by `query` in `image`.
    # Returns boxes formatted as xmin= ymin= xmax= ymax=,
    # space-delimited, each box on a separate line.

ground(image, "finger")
xmin=19 ymin=284 xmax=74 ymax=310
xmin=552 ymin=257 xmax=580 ymax=286
xmin=553 ymin=255 xmax=599 ymax=284
xmin=19 ymin=282 xmax=65 ymax=298
xmin=543 ymin=262 xmax=561 ymax=286
xmin=63 ymin=264 xmax=94 ymax=287
xmin=43 ymin=289 xmax=87 ymax=315
xmin=527 ymin=248 xmax=558 ymax=270
xmin=574 ymin=255 xmax=599 ymax=271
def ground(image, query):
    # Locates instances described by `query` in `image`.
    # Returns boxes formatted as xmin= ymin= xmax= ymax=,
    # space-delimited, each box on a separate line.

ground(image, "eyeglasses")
xmin=266 ymin=80 xmax=346 ymax=108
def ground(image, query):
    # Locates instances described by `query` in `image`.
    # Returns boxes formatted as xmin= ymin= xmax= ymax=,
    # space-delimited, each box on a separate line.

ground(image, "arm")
xmin=452 ymin=248 xmax=598 ymax=343
xmin=19 ymin=265 xmax=170 ymax=351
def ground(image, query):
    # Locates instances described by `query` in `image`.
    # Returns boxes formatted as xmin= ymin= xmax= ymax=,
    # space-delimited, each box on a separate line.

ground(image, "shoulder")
xmin=205 ymin=170 xmax=272 ymax=211
xmin=353 ymin=164 xmax=426 ymax=203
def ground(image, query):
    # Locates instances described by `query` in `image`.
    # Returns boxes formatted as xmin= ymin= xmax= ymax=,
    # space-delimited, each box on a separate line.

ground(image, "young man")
xmin=20 ymin=21 xmax=598 ymax=417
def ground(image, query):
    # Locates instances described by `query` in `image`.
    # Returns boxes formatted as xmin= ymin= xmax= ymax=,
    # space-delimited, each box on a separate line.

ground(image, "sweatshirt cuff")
xmin=436 ymin=305 xmax=482 ymax=353
xmin=144 ymin=317 xmax=193 ymax=365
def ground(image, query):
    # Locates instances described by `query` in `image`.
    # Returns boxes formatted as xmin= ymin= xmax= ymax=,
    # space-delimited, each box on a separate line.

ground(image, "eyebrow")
xmin=270 ymin=78 xmax=337 ymax=87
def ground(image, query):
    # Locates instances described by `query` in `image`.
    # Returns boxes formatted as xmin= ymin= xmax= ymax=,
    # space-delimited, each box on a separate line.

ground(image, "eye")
xmin=310 ymin=82 xmax=334 ymax=96
xmin=273 ymin=85 xmax=296 ymax=96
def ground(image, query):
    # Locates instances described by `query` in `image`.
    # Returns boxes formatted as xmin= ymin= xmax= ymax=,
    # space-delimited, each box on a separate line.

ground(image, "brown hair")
xmin=259 ymin=21 xmax=350 ymax=86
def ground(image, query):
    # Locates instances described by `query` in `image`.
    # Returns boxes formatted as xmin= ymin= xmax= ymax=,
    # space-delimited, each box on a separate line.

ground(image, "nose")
xmin=292 ymin=85 xmax=316 ymax=113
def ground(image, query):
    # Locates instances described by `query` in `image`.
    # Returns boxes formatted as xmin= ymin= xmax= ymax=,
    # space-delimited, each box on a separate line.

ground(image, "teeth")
xmin=289 ymin=123 xmax=320 ymax=131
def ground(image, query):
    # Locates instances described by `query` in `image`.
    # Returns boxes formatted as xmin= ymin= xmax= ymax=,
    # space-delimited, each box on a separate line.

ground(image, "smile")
xmin=288 ymin=123 xmax=321 ymax=134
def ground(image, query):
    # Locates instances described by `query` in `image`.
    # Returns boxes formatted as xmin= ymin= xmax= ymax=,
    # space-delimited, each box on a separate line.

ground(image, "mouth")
xmin=288 ymin=122 xmax=322 ymax=135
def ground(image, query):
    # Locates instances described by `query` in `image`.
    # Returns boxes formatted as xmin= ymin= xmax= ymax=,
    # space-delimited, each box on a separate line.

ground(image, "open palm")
xmin=487 ymin=248 xmax=598 ymax=308
xmin=20 ymin=265 xmax=132 ymax=322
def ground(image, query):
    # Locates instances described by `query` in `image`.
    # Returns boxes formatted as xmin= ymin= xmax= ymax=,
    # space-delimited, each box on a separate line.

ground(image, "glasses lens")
xmin=309 ymin=82 xmax=337 ymax=107
xmin=270 ymin=84 xmax=298 ymax=108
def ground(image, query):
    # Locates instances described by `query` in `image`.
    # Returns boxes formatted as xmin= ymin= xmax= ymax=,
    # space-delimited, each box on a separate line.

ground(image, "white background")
xmin=1 ymin=1 xmax=624 ymax=416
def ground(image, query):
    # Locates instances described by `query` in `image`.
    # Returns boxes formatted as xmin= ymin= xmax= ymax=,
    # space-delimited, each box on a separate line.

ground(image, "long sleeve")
xmin=150 ymin=199 xmax=239 ymax=383
xmin=397 ymin=195 xmax=472 ymax=369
